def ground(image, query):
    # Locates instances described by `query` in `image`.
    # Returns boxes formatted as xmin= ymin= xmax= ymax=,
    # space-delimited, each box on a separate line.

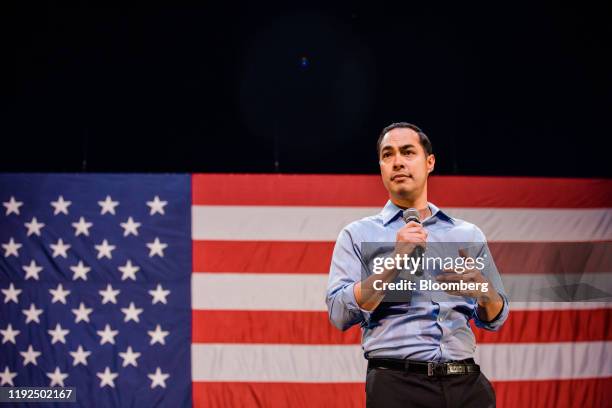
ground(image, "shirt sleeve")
xmin=326 ymin=227 xmax=372 ymax=331
xmin=471 ymin=232 xmax=510 ymax=331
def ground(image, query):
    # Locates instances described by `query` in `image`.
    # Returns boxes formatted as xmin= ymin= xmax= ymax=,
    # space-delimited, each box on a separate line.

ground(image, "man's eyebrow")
xmin=399 ymin=144 xmax=417 ymax=149
xmin=381 ymin=144 xmax=416 ymax=151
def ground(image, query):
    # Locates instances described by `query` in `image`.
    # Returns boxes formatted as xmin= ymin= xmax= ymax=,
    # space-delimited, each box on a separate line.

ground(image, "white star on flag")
xmin=97 ymin=324 xmax=119 ymax=345
xmin=147 ymin=195 xmax=167 ymax=215
xmin=120 ymin=216 xmax=141 ymax=237
xmin=24 ymin=217 xmax=45 ymax=236
xmin=121 ymin=302 xmax=143 ymax=323
xmin=97 ymin=367 xmax=118 ymax=388
xmin=118 ymin=260 xmax=139 ymax=281
xmin=3 ymin=196 xmax=23 ymax=215
xmin=118 ymin=346 xmax=141 ymax=367
xmin=0 ymin=366 xmax=17 ymax=386
xmin=2 ymin=238 xmax=22 ymax=257
xmin=22 ymin=260 xmax=43 ymax=280
xmin=49 ymin=283 xmax=71 ymax=304
xmin=148 ymin=324 xmax=169 ymax=345
xmin=50 ymin=196 xmax=71 ymax=215
xmin=22 ymin=303 xmax=43 ymax=324
xmin=50 ymin=238 xmax=71 ymax=258
xmin=98 ymin=195 xmax=119 ymax=215
xmin=69 ymin=345 xmax=91 ymax=366
xmin=71 ymin=302 xmax=93 ymax=323
xmin=149 ymin=284 xmax=170 ymax=304
xmin=48 ymin=323 xmax=69 ymax=344
xmin=46 ymin=367 xmax=68 ymax=387
xmin=20 ymin=345 xmax=42 ymax=366
xmin=70 ymin=260 xmax=91 ymax=281
xmin=95 ymin=239 xmax=116 ymax=259
xmin=148 ymin=367 xmax=170 ymax=389
xmin=72 ymin=216 xmax=93 ymax=236
xmin=1 ymin=323 xmax=20 ymax=344
xmin=99 ymin=284 xmax=120 ymax=304
xmin=2 ymin=283 xmax=22 ymax=304
xmin=146 ymin=237 xmax=167 ymax=257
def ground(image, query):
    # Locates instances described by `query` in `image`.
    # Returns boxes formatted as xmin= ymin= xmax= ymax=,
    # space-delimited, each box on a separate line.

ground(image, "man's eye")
xmin=382 ymin=153 xmax=391 ymax=158
xmin=403 ymin=151 xmax=414 ymax=156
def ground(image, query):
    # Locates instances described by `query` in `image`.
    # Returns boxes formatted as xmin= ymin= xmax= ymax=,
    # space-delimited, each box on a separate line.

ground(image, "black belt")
xmin=367 ymin=357 xmax=480 ymax=377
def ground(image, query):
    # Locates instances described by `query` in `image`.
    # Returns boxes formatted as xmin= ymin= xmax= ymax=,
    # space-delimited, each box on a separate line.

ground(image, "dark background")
xmin=6 ymin=3 xmax=611 ymax=177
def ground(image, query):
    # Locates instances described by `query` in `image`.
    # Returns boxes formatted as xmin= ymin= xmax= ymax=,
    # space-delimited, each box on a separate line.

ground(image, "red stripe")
xmin=193 ymin=241 xmax=612 ymax=274
xmin=489 ymin=241 xmax=612 ymax=275
xmin=473 ymin=308 xmax=612 ymax=343
xmin=192 ymin=378 xmax=612 ymax=408
xmin=494 ymin=377 xmax=612 ymax=408
xmin=192 ymin=174 xmax=612 ymax=208
xmin=193 ymin=382 xmax=365 ymax=408
xmin=192 ymin=310 xmax=361 ymax=345
xmin=191 ymin=309 xmax=612 ymax=344
xmin=193 ymin=241 xmax=334 ymax=274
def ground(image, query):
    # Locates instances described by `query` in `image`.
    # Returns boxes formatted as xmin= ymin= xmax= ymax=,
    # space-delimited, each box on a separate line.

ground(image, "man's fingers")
xmin=436 ymin=273 xmax=459 ymax=283
xmin=437 ymin=271 xmax=477 ymax=282
xmin=401 ymin=227 xmax=425 ymax=234
xmin=400 ymin=226 xmax=427 ymax=235
xmin=400 ymin=223 xmax=427 ymax=234
xmin=440 ymin=269 xmax=463 ymax=277
xmin=444 ymin=290 xmax=465 ymax=297
xmin=397 ymin=231 xmax=428 ymax=242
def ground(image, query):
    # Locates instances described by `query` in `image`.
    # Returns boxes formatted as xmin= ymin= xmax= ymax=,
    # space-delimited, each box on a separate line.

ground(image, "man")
xmin=326 ymin=122 xmax=509 ymax=408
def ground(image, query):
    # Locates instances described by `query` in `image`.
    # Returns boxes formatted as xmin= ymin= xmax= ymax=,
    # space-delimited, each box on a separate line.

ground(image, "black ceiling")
xmin=6 ymin=3 xmax=612 ymax=177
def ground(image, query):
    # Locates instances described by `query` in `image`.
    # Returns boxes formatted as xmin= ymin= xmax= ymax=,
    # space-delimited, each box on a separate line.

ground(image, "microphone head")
xmin=402 ymin=208 xmax=421 ymax=224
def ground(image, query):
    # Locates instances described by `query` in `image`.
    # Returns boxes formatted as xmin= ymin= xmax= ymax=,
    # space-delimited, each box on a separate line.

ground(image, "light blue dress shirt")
xmin=326 ymin=200 xmax=509 ymax=362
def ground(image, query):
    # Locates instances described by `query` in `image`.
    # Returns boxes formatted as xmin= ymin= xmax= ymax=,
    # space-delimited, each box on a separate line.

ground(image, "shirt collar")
xmin=427 ymin=202 xmax=455 ymax=224
xmin=381 ymin=200 xmax=455 ymax=226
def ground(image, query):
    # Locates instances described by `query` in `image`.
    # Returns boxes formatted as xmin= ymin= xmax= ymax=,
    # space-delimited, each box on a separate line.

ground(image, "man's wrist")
xmin=476 ymin=287 xmax=501 ymax=307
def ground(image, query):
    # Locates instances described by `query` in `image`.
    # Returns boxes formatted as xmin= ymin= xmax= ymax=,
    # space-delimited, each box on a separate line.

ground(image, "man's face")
xmin=379 ymin=128 xmax=435 ymax=200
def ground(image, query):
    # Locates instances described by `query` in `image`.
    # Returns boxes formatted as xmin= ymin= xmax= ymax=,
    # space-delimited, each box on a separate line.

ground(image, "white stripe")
xmin=192 ymin=205 xmax=372 ymax=241
xmin=192 ymin=273 xmax=612 ymax=311
xmin=509 ymin=301 xmax=612 ymax=310
xmin=192 ymin=206 xmax=612 ymax=242
xmin=502 ymin=272 xmax=612 ymax=302
xmin=192 ymin=344 xmax=365 ymax=383
xmin=447 ymin=208 xmax=612 ymax=242
xmin=476 ymin=342 xmax=612 ymax=381
xmin=191 ymin=342 xmax=612 ymax=382
xmin=191 ymin=273 xmax=328 ymax=311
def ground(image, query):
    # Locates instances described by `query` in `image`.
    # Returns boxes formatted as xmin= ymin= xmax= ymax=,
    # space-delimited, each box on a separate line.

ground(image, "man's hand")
xmin=395 ymin=220 xmax=427 ymax=257
xmin=354 ymin=220 xmax=428 ymax=312
xmin=435 ymin=249 xmax=503 ymax=321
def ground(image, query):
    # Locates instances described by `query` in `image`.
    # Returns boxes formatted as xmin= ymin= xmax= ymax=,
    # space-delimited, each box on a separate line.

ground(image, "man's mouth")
xmin=391 ymin=174 xmax=411 ymax=181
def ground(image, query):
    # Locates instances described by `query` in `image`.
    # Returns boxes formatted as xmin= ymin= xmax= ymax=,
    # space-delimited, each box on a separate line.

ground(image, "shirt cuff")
xmin=342 ymin=281 xmax=372 ymax=321
xmin=473 ymin=293 xmax=509 ymax=331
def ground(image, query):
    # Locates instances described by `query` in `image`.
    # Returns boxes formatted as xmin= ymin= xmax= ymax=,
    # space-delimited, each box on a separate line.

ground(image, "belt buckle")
xmin=428 ymin=362 xmax=449 ymax=376
xmin=447 ymin=364 xmax=459 ymax=374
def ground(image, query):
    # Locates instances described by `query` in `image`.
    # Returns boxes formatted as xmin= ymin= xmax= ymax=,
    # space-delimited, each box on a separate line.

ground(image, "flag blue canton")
xmin=0 ymin=174 xmax=192 ymax=407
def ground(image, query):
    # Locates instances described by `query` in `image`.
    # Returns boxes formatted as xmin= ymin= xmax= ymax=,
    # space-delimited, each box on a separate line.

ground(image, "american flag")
xmin=2 ymin=173 xmax=611 ymax=407
xmin=0 ymin=174 xmax=191 ymax=407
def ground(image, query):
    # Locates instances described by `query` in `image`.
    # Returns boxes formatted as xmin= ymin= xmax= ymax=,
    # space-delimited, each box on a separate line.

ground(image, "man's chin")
xmin=392 ymin=186 xmax=416 ymax=198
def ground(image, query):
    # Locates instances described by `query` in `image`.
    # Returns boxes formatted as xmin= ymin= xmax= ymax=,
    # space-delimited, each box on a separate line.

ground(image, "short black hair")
xmin=376 ymin=122 xmax=433 ymax=157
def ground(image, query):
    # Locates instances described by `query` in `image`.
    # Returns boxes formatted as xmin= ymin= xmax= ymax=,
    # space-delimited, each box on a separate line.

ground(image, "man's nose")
xmin=392 ymin=153 xmax=405 ymax=170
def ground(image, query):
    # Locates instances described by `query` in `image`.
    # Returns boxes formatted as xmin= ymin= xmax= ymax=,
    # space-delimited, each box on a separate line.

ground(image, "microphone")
xmin=402 ymin=208 xmax=424 ymax=276
xmin=402 ymin=208 xmax=420 ymax=224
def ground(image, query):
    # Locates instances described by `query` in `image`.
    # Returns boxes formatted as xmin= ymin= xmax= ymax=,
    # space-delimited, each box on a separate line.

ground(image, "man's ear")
xmin=427 ymin=154 xmax=435 ymax=173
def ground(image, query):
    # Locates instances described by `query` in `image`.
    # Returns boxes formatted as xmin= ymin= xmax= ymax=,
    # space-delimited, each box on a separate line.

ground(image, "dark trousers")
xmin=365 ymin=366 xmax=496 ymax=408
